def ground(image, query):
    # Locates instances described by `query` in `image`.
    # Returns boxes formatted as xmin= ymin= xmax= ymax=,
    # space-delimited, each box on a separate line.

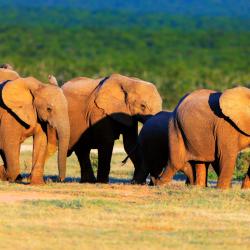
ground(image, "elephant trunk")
xmin=56 ymin=117 xmax=70 ymax=181
xmin=139 ymin=114 xmax=153 ymax=124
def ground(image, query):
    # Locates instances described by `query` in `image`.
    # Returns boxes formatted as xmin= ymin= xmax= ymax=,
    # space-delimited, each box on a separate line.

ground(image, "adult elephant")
xmin=62 ymin=74 xmax=162 ymax=183
xmin=0 ymin=75 xmax=70 ymax=184
xmin=154 ymin=87 xmax=250 ymax=189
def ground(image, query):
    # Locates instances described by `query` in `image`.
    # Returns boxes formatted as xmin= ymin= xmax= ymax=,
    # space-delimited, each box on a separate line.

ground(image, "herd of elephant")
xmin=0 ymin=63 xmax=249 ymax=189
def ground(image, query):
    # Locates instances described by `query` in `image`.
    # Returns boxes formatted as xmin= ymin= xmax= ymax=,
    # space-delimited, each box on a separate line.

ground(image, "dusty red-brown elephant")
xmin=62 ymin=74 xmax=162 ymax=183
xmin=0 ymin=72 xmax=70 ymax=184
xmin=154 ymin=87 xmax=250 ymax=189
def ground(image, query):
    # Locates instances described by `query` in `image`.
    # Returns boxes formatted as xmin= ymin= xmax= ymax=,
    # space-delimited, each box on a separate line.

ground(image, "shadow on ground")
xmin=18 ymin=172 xmax=243 ymax=186
xmin=19 ymin=172 xmax=192 ymax=184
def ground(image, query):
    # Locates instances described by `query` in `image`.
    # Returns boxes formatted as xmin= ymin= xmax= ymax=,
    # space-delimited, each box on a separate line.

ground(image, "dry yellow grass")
xmin=0 ymin=139 xmax=249 ymax=250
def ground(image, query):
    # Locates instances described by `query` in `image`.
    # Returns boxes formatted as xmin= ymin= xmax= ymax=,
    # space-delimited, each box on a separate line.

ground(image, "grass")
xmin=0 ymin=140 xmax=249 ymax=249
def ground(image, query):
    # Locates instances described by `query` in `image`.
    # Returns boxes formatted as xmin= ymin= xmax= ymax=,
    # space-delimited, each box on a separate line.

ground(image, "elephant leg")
xmin=97 ymin=141 xmax=114 ymax=183
xmin=3 ymin=135 xmax=22 ymax=182
xmin=132 ymin=157 xmax=150 ymax=185
xmin=75 ymin=148 xmax=96 ymax=183
xmin=217 ymin=154 xmax=237 ymax=189
xmin=1 ymin=118 xmax=23 ymax=182
xmin=211 ymin=161 xmax=220 ymax=179
xmin=195 ymin=163 xmax=207 ymax=187
xmin=205 ymin=163 xmax=209 ymax=187
xmin=129 ymin=144 xmax=149 ymax=184
xmin=183 ymin=163 xmax=195 ymax=185
xmin=4 ymin=143 xmax=21 ymax=182
xmin=0 ymin=165 xmax=7 ymax=181
xmin=0 ymin=151 xmax=7 ymax=181
xmin=242 ymin=165 xmax=250 ymax=189
xmin=30 ymin=125 xmax=47 ymax=184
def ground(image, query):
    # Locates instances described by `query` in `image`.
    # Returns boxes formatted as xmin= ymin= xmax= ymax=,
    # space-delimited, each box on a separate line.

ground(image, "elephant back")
xmin=62 ymin=77 xmax=101 ymax=96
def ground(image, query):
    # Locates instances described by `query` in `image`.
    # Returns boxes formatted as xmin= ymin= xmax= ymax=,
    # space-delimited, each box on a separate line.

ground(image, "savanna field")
xmin=0 ymin=138 xmax=250 ymax=249
xmin=0 ymin=1 xmax=250 ymax=249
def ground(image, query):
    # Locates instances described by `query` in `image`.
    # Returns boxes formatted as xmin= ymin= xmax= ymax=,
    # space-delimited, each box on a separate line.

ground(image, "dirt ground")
xmin=0 ymin=191 xmax=70 ymax=203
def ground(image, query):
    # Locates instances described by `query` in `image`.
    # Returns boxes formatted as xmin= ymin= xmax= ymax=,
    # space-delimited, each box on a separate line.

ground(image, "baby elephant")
xmin=126 ymin=111 xmax=195 ymax=185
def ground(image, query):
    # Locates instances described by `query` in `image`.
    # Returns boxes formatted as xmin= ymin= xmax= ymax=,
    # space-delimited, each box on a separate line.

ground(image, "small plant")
xmin=30 ymin=199 xmax=83 ymax=209
xmin=90 ymin=153 xmax=98 ymax=172
xmin=235 ymin=151 xmax=250 ymax=180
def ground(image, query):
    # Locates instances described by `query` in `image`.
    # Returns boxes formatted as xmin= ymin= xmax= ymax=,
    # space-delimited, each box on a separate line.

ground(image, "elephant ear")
xmin=45 ymin=125 xmax=57 ymax=160
xmin=220 ymin=86 xmax=250 ymax=135
xmin=94 ymin=75 xmax=133 ymax=126
xmin=2 ymin=78 xmax=37 ymax=127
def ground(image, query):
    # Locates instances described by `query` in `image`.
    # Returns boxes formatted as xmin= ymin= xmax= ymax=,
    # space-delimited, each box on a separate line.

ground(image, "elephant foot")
xmin=242 ymin=175 xmax=250 ymax=189
xmin=149 ymin=178 xmax=155 ymax=186
xmin=185 ymin=179 xmax=191 ymax=185
xmin=0 ymin=165 xmax=8 ymax=181
xmin=216 ymin=182 xmax=231 ymax=189
xmin=30 ymin=176 xmax=45 ymax=185
xmin=151 ymin=176 xmax=171 ymax=186
xmin=195 ymin=182 xmax=207 ymax=188
xmin=152 ymin=166 xmax=176 ymax=186
xmin=80 ymin=176 xmax=96 ymax=184
xmin=7 ymin=173 xmax=23 ymax=183
xmin=131 ymin=179 xmax=138 ymax=185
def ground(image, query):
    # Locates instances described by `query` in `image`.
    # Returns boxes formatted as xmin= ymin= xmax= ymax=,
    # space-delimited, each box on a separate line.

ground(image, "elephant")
xmin=154 ymin=87 xmax=250 ymax=189
xmin=125 ymin=111 xmax=215 ymax=186
xmin=0 ymin=74 xmax=70 ymax=184
xmin=127 ymin=111 xmax=196 ymax=185
xmin=62 ymin=73 xmax=162 ymax=183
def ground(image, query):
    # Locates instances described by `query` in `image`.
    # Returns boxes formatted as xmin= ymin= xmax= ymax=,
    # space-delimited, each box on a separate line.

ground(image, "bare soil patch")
xmin=0 ymin=191 xmax=69 ymax=203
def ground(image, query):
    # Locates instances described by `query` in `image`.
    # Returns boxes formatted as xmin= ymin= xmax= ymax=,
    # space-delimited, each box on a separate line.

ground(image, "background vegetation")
xmin=0 ymin=1 xmax=249 ymax=108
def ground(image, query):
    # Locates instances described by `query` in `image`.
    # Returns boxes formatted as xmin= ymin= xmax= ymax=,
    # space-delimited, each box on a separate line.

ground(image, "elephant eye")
xmin=141 ymin=104 xmax=146 ymax=111
xmin=47 ymin=107 xmax=52 ymax=113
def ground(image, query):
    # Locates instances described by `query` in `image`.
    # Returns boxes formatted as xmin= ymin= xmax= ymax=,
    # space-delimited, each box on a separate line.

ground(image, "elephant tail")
xmin=121 ymin=155 xmax=130 ymax=165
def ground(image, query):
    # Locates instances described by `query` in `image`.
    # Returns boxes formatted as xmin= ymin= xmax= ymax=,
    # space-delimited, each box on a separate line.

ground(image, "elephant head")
xmin=220 ymin=86 xmax=250 ymax=135
xmin=94 ymin=74 xmax=162 ymax=126
xmin=2 ymin=76 xmax=70 ymax=181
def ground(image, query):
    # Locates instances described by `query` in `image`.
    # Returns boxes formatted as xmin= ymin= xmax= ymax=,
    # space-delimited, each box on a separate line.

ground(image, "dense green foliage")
xmin=2 ymin=0 xmax=250 ymax=18
xmin=0 ymin=6 xmax=249 ymax=108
